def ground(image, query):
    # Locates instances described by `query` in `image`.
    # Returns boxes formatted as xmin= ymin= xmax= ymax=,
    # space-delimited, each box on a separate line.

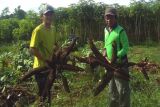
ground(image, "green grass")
xmin=128 ymin=45 xmax=160 ymax=63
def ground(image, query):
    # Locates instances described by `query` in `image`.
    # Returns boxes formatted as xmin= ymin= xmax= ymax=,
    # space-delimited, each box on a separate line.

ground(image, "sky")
xmin=0 ymin=0 xmax=141 ymax=14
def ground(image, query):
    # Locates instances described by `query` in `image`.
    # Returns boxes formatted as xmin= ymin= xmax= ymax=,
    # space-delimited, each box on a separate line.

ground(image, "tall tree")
xmin=14 ymin=6 xmax=26 ymax=19
xmin=0 ymin=7 xmax=10 ymax=19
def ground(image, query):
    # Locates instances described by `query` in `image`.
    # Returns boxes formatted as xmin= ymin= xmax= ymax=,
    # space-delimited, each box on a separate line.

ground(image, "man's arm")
xmin=30 ymin=47 xmax=45 ymax=62
xmin=111 ymin=41 xmax=117 ymax=63
xmin=30 ymin=28 xmax=46 ymax=62
xmin=30 ymin=47 xmax=52 ymax=68
xmin=117 ymin=31 xmax=129 ymax=58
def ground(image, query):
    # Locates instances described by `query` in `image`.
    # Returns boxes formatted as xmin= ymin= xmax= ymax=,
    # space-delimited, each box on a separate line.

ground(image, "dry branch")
xmin=76 ymin=38 xmax=158 ymax=96
xmin=19 ymin=37 xmax=84 ymax=104
xmin=20 ymin=66 xmax=48 ymax=81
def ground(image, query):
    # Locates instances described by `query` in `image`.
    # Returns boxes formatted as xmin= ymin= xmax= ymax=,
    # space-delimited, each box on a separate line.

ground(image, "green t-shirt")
xmin=104 ymin=25 xmax=129 ymax=61
xmin=30 ymin=23 xmax=57 ymax=68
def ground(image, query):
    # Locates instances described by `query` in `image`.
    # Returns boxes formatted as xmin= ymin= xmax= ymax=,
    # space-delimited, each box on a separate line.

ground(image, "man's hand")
xmin=103 ymin=48 xmax=106 ymax=57
xmin=105 ymin=57 xmax=111 ymax=63
xmin=102 ymin=48 xmax=111 ymax=63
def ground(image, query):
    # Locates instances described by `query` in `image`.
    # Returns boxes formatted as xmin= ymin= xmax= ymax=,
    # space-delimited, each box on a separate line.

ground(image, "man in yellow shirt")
xmin=30 ymin=3 xmax=57 ymax=102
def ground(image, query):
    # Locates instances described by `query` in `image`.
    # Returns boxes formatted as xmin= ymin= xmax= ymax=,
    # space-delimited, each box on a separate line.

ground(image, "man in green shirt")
xmin=30 ymin=4 xmax=57 ymax=102
xmin=103 ymin=7 xmax=130 ymax=107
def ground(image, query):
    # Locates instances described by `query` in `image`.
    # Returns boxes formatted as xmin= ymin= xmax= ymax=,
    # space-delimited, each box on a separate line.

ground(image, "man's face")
xmin=104 ymin=14 xmax=116 ymax=27
xmin=42 ymin=11 xmax=54 ymax=25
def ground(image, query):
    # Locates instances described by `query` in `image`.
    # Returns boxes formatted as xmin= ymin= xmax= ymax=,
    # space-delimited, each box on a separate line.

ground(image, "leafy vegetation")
xmin=0 ymin=41 xmax=33 ymax=86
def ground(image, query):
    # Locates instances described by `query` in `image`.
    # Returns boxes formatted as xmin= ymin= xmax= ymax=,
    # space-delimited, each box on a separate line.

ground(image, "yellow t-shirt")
xmin=30 ymin=23 xmax=57 ymax=68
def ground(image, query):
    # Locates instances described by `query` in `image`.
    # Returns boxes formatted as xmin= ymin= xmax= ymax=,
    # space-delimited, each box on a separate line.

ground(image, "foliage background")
xmin=0 ymin=0 xmax=160 ymax=45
